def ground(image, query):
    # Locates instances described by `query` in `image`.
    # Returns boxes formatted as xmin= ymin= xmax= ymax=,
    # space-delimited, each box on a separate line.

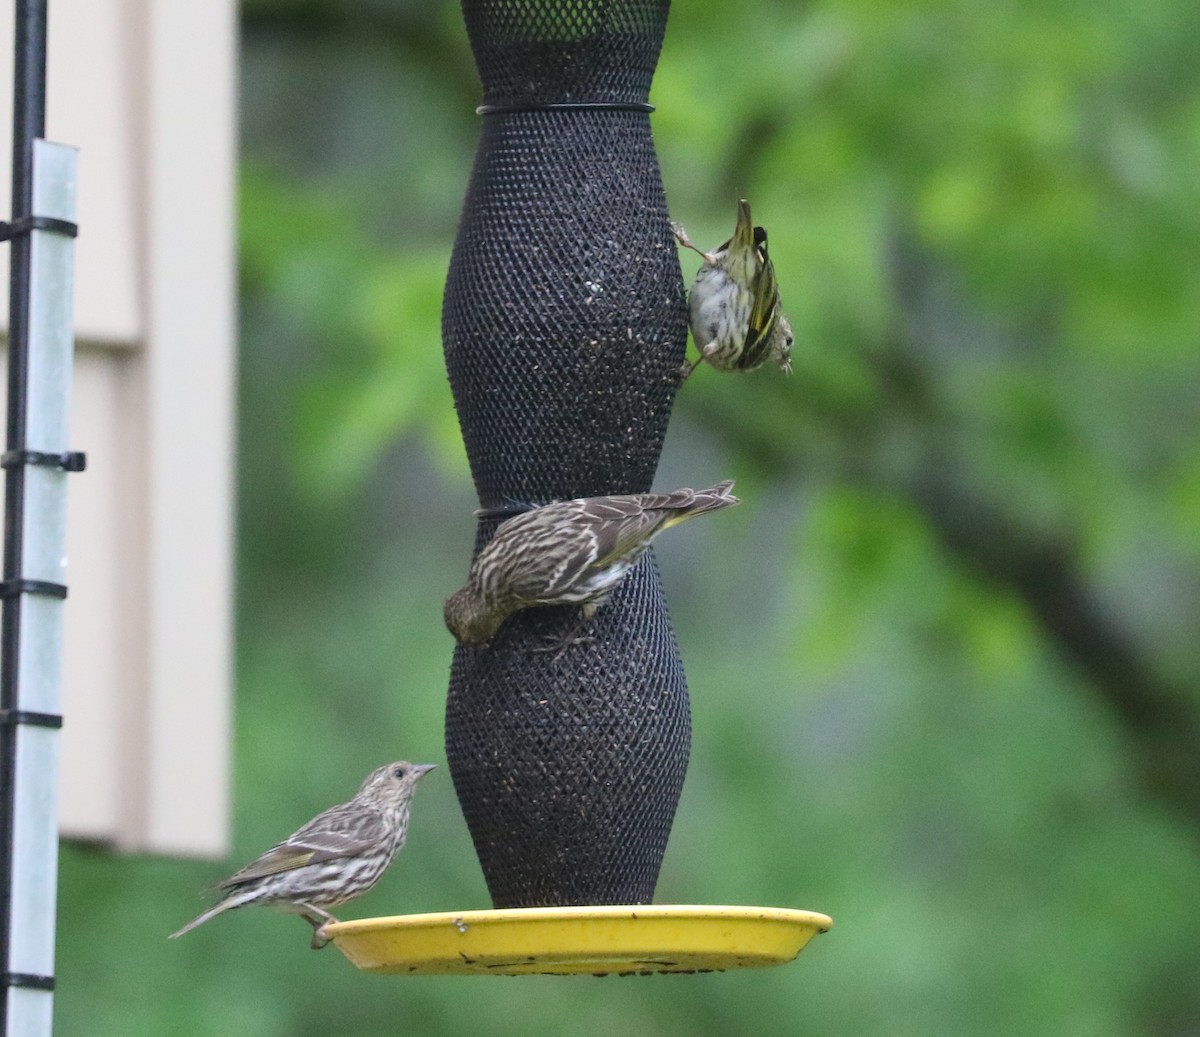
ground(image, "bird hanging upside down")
xmin=443 ymin=481 xmax=741 ymax=647
xmin=672 ymin=198 xmax=793 ymax=379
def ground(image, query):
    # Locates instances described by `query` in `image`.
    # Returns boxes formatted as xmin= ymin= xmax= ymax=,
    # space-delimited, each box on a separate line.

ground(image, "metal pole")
xmin=2 ymin=1 xmax=82 ymax=1033
xmin=0 ymin=0 xmax=46 ymax=1026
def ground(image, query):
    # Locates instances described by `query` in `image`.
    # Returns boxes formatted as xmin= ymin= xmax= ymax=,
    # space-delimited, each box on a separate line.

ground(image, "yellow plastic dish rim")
xmin=325 ymin=904 xmax=833 ymax=976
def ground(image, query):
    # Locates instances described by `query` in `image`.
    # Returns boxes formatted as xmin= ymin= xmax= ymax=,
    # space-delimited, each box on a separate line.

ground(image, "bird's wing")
xmin=581 ymin=484 xmax=740 ymax=573
xmin=583 ymin=497 xmax=668 ymax=571
xmin=492 ymin=486 xmax=736 ymax=603
xmin=490 ymin=498 xmax=658 ymax=600
xmin=588 ymin=483 xmax=739 ymax=566
xmin=217 ymin=807 xmax=387 ymax=888
xmin=526 ymin=519 xmax=608 ymax=598
xmin=739 ymin=229 xmax=782 ymax=370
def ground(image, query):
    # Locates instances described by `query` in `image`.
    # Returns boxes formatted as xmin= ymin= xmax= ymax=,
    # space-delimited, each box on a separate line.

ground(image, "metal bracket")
xmin=0 ymin=215 xmax=77 ymax=240
xmin=0 ymin=580 xmax=67 ymax=600
xmin=1 ymin=973 xmax=55 ymax=992
xmin=0 ymin=450 xmax=86 ymax=473
xmin=0 ymin=711 xmax=62 ymax=730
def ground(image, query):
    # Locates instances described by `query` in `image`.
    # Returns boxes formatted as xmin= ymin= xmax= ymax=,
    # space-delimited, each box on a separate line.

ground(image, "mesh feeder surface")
xmin=443 ymin=0 xmax=689 ymax=912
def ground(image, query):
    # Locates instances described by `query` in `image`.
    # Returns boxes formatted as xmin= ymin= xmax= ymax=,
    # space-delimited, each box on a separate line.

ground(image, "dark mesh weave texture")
xmin=446 ymin=552 xmax=690 ymax=908
xmin=465 ymin=0 xmax=665 ymax=109
xmin=443 ymin=0 xmax=690 ymax=907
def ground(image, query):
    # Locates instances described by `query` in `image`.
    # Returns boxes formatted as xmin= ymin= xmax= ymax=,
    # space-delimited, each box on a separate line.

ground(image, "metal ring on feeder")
xmin=475 ymin=101 xmax=656 ymax=115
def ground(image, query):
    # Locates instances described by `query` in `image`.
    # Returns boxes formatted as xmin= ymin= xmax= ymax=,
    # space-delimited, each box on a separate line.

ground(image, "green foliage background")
xmin=57 ymin=1 xmax=1200 ymax=1033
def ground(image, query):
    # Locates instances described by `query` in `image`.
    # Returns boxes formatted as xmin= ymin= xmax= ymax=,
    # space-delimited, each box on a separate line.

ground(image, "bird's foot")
xmin=670 ymin=221 xmax=712 ymax=261
xmin=302 ymin=908 xmax=338 ymax=950
xmin=531 ymin=630 xmax=596 ymax=659
xmin=679 ymin=356 xmax=702 ymax=382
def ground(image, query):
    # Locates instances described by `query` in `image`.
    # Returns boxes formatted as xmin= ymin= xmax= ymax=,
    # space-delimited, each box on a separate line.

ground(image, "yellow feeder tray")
xmin=324 ymin=904 xmax=832 ymax=976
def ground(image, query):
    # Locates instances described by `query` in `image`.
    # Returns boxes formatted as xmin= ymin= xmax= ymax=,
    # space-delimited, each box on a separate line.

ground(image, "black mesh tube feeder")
xmin=327 ymin=0 xmax=830 ymax=975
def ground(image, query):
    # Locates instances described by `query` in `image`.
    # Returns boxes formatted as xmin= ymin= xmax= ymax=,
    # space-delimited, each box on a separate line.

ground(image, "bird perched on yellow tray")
xmin=672 ymin=198 xmax=793 ymax=379
xmin=170 ymin=761 xmax=435 ymax=949
xmin=444 ymin=481 xmax=741 ymax=646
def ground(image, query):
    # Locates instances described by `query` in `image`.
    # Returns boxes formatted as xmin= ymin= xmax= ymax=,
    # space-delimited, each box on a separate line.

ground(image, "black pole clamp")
xmin=0 ymin=215 xmax=77 ymax=240
xmin=0 ymin=710 xmax=63 ymax=730
xmin=0 ymin=580 xmax=67 ymax=600
xmin=1 ymin=450 xmax=86 ymax=472
xmin=2 ymin=972 xmax=55 ymax=992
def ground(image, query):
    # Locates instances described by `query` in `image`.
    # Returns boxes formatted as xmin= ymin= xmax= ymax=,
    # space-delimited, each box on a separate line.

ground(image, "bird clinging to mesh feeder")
xmin=444 ymin=481 xmax=741 ymax=647
xmin=672 ymin=199 xmax=793 ymax=379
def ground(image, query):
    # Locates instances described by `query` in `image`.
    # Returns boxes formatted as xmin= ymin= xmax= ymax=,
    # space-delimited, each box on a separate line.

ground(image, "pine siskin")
xmin=672 ymin=199 xmax=793 ymax=378
xmin=444 ymin=481 xmax=741 ymax=645
xmin=170 ymin=761 xmax=435 ymax=949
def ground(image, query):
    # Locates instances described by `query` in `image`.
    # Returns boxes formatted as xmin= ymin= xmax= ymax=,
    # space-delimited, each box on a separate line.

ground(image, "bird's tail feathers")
xmin=169 ymin=891 xmax=250 ymax=939
xmin=657 ymin=480 xmax=740 ymax=528
xmin=733 ymin=200 xmax=755 ymax=251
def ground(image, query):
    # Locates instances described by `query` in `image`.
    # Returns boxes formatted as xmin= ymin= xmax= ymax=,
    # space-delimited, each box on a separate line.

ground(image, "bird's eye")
xmin=392 ymin=765 xmax=408 ymax=779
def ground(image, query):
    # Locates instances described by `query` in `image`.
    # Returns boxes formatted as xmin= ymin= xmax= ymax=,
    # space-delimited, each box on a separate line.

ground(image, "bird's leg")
xmin=301 ymin=903 xmax=338 ymax=925
xmin=299 ymin=904 xmax=339 ymax=950
xmin=553 ymin=621 xmax=596 ymax=660
xmin=532 ymin=624 xmax=597 ymax=659
xmin=670 ymin=221 xmax=715 ymax=263
xmin=682 ymin=331 xmax=724 ymax=380
xmin=679 ymin=354 xmax=703 ymax=381
xmin=531 ymin=606 xmax=599 ymax=658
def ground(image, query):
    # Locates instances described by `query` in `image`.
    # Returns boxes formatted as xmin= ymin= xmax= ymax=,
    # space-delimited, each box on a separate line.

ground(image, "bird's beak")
xmin=733 ymin=198 xmax=755 ymax=252
xmin=413 ymin=764 xmax=437 ymax=779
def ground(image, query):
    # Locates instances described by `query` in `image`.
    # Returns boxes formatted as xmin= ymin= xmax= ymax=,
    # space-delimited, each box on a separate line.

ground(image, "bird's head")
xmin=443 ymin=587 xmax=504 ymax=645
xmin=360 ymin=761 xmax=436 ymax=809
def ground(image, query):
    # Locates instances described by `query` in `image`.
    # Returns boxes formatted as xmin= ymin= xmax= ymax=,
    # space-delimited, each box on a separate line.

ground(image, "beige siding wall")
xmin=0 ymin=0 xmax=236 ymax=857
